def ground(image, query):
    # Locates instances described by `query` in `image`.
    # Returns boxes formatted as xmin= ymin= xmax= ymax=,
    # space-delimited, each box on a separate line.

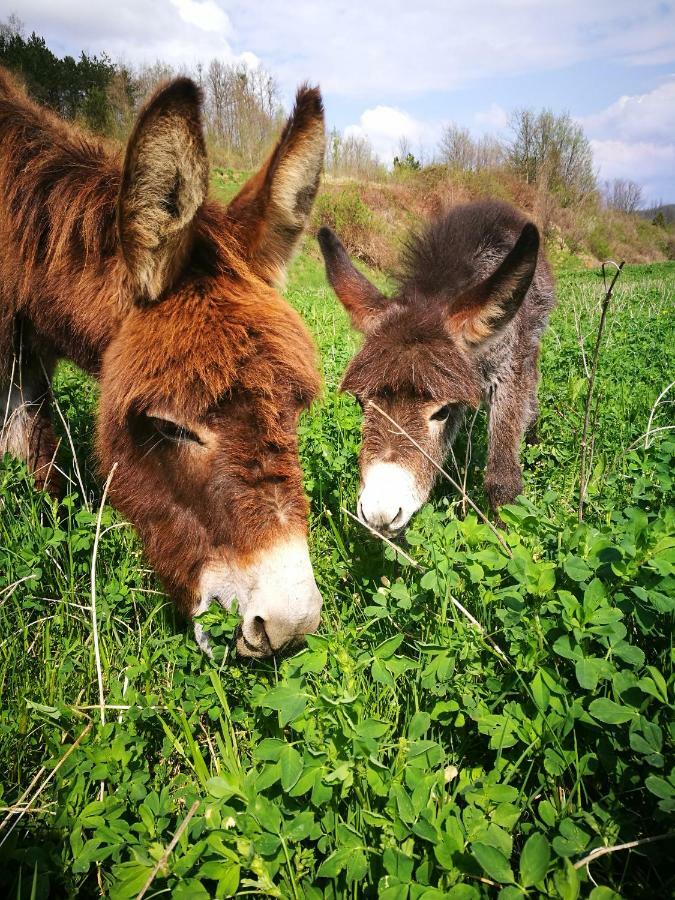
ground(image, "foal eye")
xmin=429 ymin=404 xmax=452 ymax=422
xmin=148 ymin=416 xmax=202 ymax=445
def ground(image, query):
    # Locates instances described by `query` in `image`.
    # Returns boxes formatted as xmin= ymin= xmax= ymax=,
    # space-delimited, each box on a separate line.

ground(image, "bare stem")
xmin=573 ymin=831 xmax=673 ymax=871
xmin=644 ymin=380 xmax=675 ymax=450
xmin=578 ymin=260 xmax=624 ymax=521
xmin=341 ymin=507 xmax=509 ymax=662
xmin=0 ymin=723 xmax=92 ymax=849
xmin=341 ymin=506 xmax=422 ymax=569
xmin=136 ymin=800 xmax=200 ymax=900
xmin=91 ymin=463 xmax=118 ymax=730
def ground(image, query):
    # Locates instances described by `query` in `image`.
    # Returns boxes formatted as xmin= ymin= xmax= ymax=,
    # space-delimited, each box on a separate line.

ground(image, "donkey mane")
xmin=0 ymin=67 xmax=125 ymax=301
xmin=398 ymin=199 xmax=533 ymax=302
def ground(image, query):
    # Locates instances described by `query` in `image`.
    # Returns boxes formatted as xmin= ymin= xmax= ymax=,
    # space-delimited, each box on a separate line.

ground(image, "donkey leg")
xmin=523 ymin=353 xmax=541 ymax=446
xmin=485 ymin=376 xmax=529 ymax=513
xmin=1 ymin=342 xmax=61 ymax=495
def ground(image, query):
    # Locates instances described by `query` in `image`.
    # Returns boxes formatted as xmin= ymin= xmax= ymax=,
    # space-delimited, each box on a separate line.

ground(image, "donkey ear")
xmin=226 ymin=85 xmax=325 ymax=285
xmin=118 ymin=78 xmax=209 ymax=303
xmin=447 ymin=222 xmax=540 ymax=348
xmin=317 ymin=226 xmax=388 ymax=332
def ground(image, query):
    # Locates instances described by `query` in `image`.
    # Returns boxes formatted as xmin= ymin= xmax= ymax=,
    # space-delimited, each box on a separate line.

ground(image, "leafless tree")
xmin=439 ymin=123 xmax=475 ymax=171
xmin=203 ymin=60 xmax=282 ymax=167
xmin=0 ymin=12 xmax=24 ymax=40
xmin=325 ymin=129 xmax=383 ymax=180
xmin=508 ymin=108 xmax=595 ymax=203
xmin=603 ymin=178 xmax=643 ymax=214
xmin=474 ymin=134 xmax=506 ymax=170
xmin=439 ymin=124 xmax=505 ymax=172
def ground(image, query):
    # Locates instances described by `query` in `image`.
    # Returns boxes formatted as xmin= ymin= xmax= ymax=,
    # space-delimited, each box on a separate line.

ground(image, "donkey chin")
xmin=193 ymin=536 xmax=322 ymax=659
xmin=357 ymin=461 xmax=430 ymax=537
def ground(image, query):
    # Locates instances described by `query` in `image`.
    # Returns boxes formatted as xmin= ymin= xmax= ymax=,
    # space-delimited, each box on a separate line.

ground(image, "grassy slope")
xmin=314 ymin=172 xmax=675 ymax=274
xmin=0 ymin=191 xmax=673 ymax=897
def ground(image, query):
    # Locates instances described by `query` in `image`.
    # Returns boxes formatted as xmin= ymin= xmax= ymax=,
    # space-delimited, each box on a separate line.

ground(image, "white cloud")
xmin=169 ymin=0 xmax=231 ymax=34
xmin=223 ymin=0 xmax=675 ymax=98
xmin=344 ymin=106 xmax=441 ymax=163
xmin=582 ymin=80 xmax=675 ymax=200
xmin=13 ymin=1 xmax=675 ymax=98
xmin=474 ymin=103 xmax=509 ymax=133
xmin=12 ymin=0 xmax=239 ymax=68
xmin=582 ymin=79 xmax=675 ymax=145
xmin=591 ymin=139 xmax=675 ymax=188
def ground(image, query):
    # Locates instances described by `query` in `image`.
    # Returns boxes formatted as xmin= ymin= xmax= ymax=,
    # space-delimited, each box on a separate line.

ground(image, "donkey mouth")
xmin=235 ymin=624 xmax=309 ymax=660
xmin=358 ymin=500 xmax=407 ymax=538
xmin=236 ymin=624 xmax=273 ymax=658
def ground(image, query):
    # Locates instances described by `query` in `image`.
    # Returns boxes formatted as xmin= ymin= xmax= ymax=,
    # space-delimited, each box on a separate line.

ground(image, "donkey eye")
xmin=148 ymin=416 xmax=202 ymax=445
xmin=430 ymin=404 xmax=452 ymax=422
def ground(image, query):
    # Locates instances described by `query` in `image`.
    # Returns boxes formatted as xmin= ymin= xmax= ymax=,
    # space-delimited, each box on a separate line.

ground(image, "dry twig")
xmin=0 ymin=723 xmax=92 ymax=849
xmin=342 ymin=507 xmax=509 ymax=662
xmin=136 ymin=800 xmax=200 ymax=900
xmin=573 ymin=832 xmax=673 ymax=871
xmin=578 ymin=260 xmax=624 ymax=521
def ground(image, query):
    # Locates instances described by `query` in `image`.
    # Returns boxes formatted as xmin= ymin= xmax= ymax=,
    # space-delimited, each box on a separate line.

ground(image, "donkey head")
xmin=318 ymin=221 xmax=539 ymax=535
xmin=98 ymin=79 xmax=326 ymax=657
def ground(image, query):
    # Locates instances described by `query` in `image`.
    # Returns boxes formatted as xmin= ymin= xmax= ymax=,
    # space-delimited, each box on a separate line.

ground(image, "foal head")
xmin=318 ymin=217 xmax=539 ymax=535
xmin=97 ymin=79 xmax=326 ymax=656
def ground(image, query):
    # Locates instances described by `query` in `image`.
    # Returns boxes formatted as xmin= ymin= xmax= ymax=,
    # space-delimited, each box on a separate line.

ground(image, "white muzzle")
xmin=358 ymin=461 xmax=425 ymax=535
xmin=194 ymin=536 xmax=322 ymax=657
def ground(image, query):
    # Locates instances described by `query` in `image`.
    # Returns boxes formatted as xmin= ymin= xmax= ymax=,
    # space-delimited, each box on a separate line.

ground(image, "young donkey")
xmin=318 ymin=201 xmax=555 ymax=534
xmin=0 ymin=68 xmax=326 ymax=657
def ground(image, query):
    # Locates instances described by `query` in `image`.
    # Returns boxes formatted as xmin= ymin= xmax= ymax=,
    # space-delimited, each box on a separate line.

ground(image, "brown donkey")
xmin=0 ymin=67 xmax=326 ymax=657
xmin=318 ymin=200 xmax=555 ymax=534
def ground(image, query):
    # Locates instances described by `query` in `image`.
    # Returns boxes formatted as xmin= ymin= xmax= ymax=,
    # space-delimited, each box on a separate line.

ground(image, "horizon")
xmin=5 ymin=0 xmax=675 ymax=204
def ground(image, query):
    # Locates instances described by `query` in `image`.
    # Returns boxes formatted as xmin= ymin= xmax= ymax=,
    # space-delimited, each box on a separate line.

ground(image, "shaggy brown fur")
xmin=318 ymin=200 xmax=555 ymax=523
xmin=0 ymin=66 xmax=325 ymax=619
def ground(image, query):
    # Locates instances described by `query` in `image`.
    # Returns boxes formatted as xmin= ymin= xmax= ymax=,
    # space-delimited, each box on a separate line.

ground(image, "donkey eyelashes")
xmin=145 ymin=414 xmax=203 ymax=446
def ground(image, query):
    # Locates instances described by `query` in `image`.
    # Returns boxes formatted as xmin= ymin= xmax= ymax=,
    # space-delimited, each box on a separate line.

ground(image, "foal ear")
xmin=226 ymin=85 xmax=325 ymax=285
xmin=447 ymin=222 xmax=540 ymax=348
xmin=118 ymin=78 xmax=209 ymax=302
xmin=318 ymin=227 xmax=388 ymax=332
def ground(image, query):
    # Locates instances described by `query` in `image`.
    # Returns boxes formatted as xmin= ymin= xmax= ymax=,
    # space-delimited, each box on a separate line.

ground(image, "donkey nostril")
xmin=249 ymin=615 xmax=270 ymax=647
xmin=358 ymin=500 xmax=370 ymax=525
xmin=252 ymin=615 xmax=266 ymax=636
xmin=390 ymin=507 xmax=404 ymax=528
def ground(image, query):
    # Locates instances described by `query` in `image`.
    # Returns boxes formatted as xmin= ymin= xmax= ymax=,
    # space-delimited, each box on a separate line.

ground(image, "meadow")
xmin=0 ymin=175 xmax=673 ymax=898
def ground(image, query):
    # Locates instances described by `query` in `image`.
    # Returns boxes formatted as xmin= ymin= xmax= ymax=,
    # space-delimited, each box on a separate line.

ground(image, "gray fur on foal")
xmin=318 ymin=199 xmax=556 ymax=530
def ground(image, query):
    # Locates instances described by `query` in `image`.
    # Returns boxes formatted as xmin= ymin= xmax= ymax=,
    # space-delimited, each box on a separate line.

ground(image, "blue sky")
xmin=8 ymin=0 xmax=675 ymax=203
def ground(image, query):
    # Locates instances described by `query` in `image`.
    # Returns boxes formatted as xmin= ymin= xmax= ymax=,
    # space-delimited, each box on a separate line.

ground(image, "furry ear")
xmin=447 ymin=222 xmax=540 ymax=348
xmin=118 ymin=78 xmax=209 ymax=303
xmin=226 ymin=85 xmax=325 ymax=285
xmin=318 ymin=226 xmax=388 ymax=332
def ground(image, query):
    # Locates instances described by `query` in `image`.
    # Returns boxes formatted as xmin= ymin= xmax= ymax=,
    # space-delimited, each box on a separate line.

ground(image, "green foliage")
xmin=0 ymin=245 xmax=673 ymax=900
xmin=393 ymin=153 xmax=422 ymax=172
xmin=314 ymin=183 xmax=374 ymax=236
xmin=0 ymin=25 xmax=116 ymax=133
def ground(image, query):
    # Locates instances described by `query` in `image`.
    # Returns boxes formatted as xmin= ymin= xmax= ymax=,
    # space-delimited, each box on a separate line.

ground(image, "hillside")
xmin=640 ymin=204 xmax=675 ymax=226
xmin=307 ymin=168 xmax=675 ymax=274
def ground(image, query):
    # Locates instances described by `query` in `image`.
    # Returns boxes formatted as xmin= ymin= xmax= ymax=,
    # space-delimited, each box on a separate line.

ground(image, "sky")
xmin=6 ymin=0 xmax=675 ymax=203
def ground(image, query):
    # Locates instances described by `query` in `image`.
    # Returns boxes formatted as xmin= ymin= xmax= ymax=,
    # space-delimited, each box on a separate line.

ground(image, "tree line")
xmin=0 ymin=14 xmax=283 ymax=168
xmin=1 ymin=13 xmax=647 ymax=213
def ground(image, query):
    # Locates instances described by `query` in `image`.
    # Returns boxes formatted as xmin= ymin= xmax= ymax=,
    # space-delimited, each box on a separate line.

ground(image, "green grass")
xmin=0 ymin=246 xmax=673 ymax=899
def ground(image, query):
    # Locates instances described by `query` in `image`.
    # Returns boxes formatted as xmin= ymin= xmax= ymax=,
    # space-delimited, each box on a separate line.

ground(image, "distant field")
xmin=1 ymin=195 xmax=674 ymax=897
